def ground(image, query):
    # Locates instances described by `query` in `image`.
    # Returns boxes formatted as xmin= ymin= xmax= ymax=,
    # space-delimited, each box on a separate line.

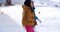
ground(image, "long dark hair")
xmin=24 ymin=0 xmax=35 ymax=12
xmin=24 ymin=0 xmax=31 ymax=7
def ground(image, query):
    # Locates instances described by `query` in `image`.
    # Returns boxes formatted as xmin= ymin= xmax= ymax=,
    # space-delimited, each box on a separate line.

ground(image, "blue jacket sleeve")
xmin=33 ymin=7 xmax=38 ymax=20
xmin=35 ymin=15 xmax=38 ymax=20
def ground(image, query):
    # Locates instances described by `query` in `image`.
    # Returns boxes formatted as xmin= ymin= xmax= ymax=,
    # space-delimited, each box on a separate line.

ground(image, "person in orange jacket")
xmin=22 ymin=0 xmax=41 ymax=32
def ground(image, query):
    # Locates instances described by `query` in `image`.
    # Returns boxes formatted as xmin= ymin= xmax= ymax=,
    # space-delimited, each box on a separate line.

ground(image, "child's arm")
xmin=35 ymin=15 xmax=41 ymax=23
xmin=34 ymin=7 xmax=41 ymax=23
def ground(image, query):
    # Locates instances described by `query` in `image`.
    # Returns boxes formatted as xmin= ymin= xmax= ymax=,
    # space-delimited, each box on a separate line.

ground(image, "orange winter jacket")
xmin=22 ymin=5 xmax=37 ymax=26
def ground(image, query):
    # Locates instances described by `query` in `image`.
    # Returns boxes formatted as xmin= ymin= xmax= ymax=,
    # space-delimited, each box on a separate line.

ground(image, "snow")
xmin=35 ymin=7 xmax=60 ymax=32
xmin=0 ymin=5 xmax=60 ymax=32
xmin=0 ymin=5 xmax=23 ymax=26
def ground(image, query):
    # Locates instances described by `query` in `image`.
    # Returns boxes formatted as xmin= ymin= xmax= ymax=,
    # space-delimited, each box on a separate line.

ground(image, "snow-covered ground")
xmin=0 ymin=5 xmax=60 ymax=32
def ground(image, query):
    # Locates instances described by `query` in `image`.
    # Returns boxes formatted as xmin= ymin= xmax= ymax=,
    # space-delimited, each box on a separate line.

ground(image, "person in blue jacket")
xmin=31 ymin=1 xmax=41 ymax=23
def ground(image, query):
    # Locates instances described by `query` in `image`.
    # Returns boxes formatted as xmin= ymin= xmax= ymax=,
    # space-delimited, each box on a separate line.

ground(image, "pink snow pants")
xmin=25 ymin=26 xmax=34 ymax=32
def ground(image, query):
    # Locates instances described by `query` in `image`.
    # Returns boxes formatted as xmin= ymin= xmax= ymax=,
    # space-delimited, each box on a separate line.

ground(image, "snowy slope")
xmin=0 ymin=13 xmax=23 ymax=32
xmin=0 ymin=5 xmax=26 ymax=32
xmin=0 ymin=5 xmax=23 ymax=26
xmin=0 ymin=5 xmax=60 ymax=32
xmin=35 ymin=7 xmax=60 ymax=32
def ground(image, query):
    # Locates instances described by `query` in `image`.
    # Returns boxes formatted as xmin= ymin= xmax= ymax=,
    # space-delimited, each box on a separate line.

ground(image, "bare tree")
xmin=0 ymin=3 xmax=2 ymax=6
xmin=5 ymin=0 xmax=13 ymax=6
